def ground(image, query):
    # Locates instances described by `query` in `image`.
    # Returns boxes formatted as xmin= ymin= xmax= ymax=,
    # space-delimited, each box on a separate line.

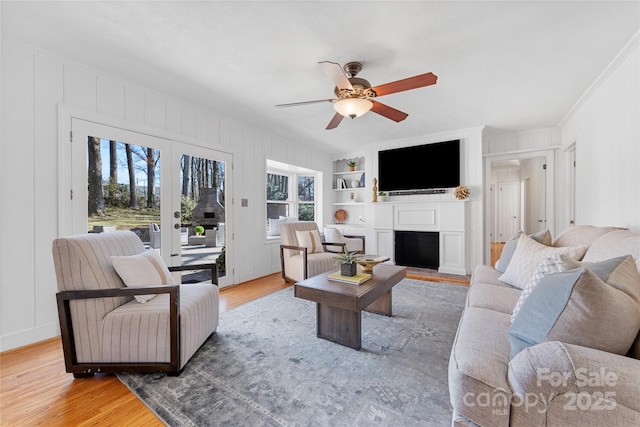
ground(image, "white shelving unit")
xmin=332 ymin=156 xmax=367 ymax=226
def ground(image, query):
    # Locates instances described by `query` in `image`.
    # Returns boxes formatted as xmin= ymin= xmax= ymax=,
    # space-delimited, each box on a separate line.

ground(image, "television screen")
xmin=378 ymin=140 xmax=460 ymax=192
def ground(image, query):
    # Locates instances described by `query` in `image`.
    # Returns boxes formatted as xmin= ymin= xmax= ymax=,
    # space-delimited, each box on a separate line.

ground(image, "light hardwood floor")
xmin=0 ymin=265 xmax=479 ymax=426
xmin=0 ymin=273 xmax=289 ymax=426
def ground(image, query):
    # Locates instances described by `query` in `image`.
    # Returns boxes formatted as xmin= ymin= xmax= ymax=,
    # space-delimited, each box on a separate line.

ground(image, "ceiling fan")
xmin=276 ymin=61 xmax=437 ymax=130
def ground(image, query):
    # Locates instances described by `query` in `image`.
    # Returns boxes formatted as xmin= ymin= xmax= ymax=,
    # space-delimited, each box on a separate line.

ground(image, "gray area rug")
xmin=118 ymin=279 xmax=468 ymax=426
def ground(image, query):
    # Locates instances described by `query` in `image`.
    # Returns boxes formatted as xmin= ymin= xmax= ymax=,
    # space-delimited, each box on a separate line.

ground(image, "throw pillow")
xmin=267 ymin=217 xmax=296 ymax=236
xmin=111 ymin=250 xmax=175 ymax=303
xmin=495 ymin=229 xmax=551 ymax=273
xmin=295 ymin=230 xmax=324 ymax=254
xmin=511 ymin=254 xmax=583 ymax=322
xmin=498 ymin=234 xmax=587 ymax=290
xmin=509 ymin=255 xmax=640 ymax=360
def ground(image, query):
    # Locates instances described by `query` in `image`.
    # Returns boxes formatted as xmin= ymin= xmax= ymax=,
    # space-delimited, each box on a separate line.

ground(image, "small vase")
xmin=341 ymin=262 xmax=357 ymax=277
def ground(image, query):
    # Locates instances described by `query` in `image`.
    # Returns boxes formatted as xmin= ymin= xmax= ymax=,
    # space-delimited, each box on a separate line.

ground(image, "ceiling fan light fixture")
xmin=333 ymin=98 xmax=373 ymax=119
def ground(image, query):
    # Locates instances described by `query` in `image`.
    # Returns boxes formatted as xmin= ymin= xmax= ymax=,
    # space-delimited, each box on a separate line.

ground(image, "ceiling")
xmin=2 ymin=1 xmax=639 ymax=154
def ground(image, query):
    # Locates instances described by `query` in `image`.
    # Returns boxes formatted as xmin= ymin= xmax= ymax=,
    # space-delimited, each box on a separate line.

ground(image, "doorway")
xmin=484 ymin=150 xmax=554 ymax=265
xmin=64 ymin=118 xmax=233 ymax=287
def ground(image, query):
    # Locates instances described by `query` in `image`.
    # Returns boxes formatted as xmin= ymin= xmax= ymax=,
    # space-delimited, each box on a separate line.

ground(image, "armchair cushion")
xmin=323 ymin=227 xmax=364 ymax=253
xmin=295 ymin=229 xmax=325 ymax=253
xmin=111 ymin=249 xmax=175 ymax=303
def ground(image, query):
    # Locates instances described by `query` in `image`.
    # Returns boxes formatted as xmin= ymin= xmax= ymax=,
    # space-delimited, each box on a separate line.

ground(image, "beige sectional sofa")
xmin=448 ymin=225 xmax=640 ymax=426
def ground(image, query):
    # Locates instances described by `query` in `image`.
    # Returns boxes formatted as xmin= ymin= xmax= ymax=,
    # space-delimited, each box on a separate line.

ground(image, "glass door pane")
xmin=87 ymin=138 xmax=162 ymax=248
xmin=70 ymin=119 xmax=171 ymax=243
xmin=171 ymin=143 xmax=232 ymax=287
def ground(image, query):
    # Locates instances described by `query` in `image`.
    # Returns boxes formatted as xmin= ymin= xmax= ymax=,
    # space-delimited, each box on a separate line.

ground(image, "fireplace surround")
xmin=372 ymin=200 xmax=467 ymax=275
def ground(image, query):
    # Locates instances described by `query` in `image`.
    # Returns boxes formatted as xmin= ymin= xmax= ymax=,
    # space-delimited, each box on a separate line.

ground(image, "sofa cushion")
xmin=111 ymin=249 xmax=175 ymax=303
xmin=498 ymin=234 xmax=587 ymax=290
xmin=495 ymin=229 xmax=551 ymax=273
xmin=583 ymin=229 xmax=640 ymax=270
xmin=552 ymin=225 xmax=627 ymax=248
xmin=511 ymin=254 xmax=583 ymax=321
xmin=467 ymin=283 xmax=521 ymax=314
xmin=509 ymin=255 xmax=640 ymax=359
xmin=449 ymin=307 xmax=513 ymax=426
xmin=470 ymin=264 xmax=505 ymax=287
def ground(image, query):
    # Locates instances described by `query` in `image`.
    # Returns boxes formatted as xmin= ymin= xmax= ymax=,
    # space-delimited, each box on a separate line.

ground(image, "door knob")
xmin=174 ymin=223 xmax=180 ymax=229
xmin=174 ymin=211 xmax=180 ymax=219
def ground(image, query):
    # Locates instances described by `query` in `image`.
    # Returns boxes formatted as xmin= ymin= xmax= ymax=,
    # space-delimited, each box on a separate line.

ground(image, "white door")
xmin=498 ymin=181 xmax=521 ymax=241
xmin=66 ymin=119 xmax=232 ymax=287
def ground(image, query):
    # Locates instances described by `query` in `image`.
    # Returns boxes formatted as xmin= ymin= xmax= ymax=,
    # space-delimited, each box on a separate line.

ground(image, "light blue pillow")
xmin=509 ymin=255 xmax=640 ymax=359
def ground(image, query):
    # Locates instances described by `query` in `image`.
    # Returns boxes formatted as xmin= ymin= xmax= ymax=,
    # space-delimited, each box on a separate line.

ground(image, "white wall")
xmin=0 ymin=39 xmax=331 ymax=351
xmin=560 ymin=31 xmax=639 ymax=230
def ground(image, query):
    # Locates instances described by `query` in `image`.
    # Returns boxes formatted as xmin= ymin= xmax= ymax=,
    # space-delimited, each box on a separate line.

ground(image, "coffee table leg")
xmin=316 ymin=303 xmax=361 ymax=350
xmin=364 ymin=290 xmax=392 ymax=316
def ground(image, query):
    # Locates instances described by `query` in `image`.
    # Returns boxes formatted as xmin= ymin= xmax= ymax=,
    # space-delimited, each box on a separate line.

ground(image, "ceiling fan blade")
xmin=370 ymin=100 xmax=409 ymax=122
xmin=275 ymin=99 xmax=335 ymax=108
xmin=372 ymin=72 xmax=438 ymax=97
xmin=326 ymin=112 xmax=344 ymax=130
xmin=319 ymin=61 xmax=353 ymax=91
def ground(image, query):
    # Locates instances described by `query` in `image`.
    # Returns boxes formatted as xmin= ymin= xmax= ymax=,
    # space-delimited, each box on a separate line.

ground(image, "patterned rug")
xmin=118 ymin=279 xmax=468 ymax=426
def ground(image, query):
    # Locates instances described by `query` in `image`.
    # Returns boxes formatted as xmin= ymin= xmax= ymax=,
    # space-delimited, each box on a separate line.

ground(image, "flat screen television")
xmin=378 ymin=140 xmax=460 ymax=193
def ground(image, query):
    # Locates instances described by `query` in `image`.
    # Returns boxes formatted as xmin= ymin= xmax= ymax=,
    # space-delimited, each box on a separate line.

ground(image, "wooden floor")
xmin=0 ymin=267 xmax=474 ymax=426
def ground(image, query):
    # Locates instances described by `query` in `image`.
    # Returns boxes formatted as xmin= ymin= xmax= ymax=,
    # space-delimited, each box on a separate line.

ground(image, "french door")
xmin=67 ymin=118 xmax=233 ymax=287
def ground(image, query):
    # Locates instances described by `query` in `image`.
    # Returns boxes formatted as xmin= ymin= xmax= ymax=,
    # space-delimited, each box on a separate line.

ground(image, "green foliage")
xmin=104 ymin=182 xmax=131 ymax=208
xmin=378 ymin=191 xmax=387 ymax=196
xmin=216 ymin=246 xmax=226 ymax=273
xmin=194 ymin=225 xmax=205 ymax=235
xmin=267 ymin=173 xmax=288 ymax=201
xmin=298 ymin=204 xmax=315 ymax=221
xmin=335 ymin=247 xmax=358 ymax=264
xmin=181 ymin=194 xmax=197 ymax=222
xmin=347 ymin=160 xmax=357 ymax=167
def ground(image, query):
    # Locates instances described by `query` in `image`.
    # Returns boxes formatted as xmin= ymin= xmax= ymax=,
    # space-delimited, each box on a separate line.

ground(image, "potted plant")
xmin=335 ymin=247 xmax=358 ymax=276
xmin=347 ymin=160 xmax=357 ymax=171
xmin=378 ymin=191 xmax=387 ymax=202
xmin=194 ymin=225 xmax=205 ymax=236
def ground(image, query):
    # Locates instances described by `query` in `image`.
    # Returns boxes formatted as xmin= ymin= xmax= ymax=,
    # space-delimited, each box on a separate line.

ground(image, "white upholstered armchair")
xmin=279 ymin=221 xmax=346 ymax=283
xmin=52 ymin=231 xmax=219 ymax=377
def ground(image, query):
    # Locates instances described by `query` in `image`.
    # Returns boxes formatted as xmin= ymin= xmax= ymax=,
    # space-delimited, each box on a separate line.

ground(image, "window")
xmin=266 ymin=160 xmax=320 ymax=236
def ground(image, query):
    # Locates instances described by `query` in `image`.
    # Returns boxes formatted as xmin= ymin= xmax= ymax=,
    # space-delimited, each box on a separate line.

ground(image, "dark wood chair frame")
xmin=280 ymin=242 xmax=346 ymax=284
xmin=56 ymin=263 xmax=218 ymax=378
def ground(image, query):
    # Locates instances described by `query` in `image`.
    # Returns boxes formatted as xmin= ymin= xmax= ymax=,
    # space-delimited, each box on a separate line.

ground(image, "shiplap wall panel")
xmin=1 ymin=44 xmax=36 ymax=335
xmin=145 ymin=92 xmax=167 ymax=130
xmin=63 ymin=64 xmax=96 ymax=110
xmin=124 ymin=84 xmax=145 ymax=123
xmin=181 ymin=107 xmax=196 ymax=137
xmin=97 ymin=76 xmax=125 ymax=119
xmin=195 ymin=110 xmax=208 ymax=141
xmin=166 ymin=99 xmax=182 ymax=133
xmin=207 ymin=112 xmax=221 ymax=146
xmin=34 ymin=53 xmax=64 ymax=326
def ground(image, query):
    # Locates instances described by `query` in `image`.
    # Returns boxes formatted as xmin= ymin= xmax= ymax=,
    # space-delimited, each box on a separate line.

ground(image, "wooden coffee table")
xmin=294 ymin=264 xmax=406 ymax=350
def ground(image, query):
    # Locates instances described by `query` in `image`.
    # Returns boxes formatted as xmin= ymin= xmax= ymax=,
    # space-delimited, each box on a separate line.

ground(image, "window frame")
xmin=266 ymin=160 xmax=321 ymax=239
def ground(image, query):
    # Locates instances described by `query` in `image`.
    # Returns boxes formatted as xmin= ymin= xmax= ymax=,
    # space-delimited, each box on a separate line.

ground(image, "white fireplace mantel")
xmin=372 ymin=200 xmax=467 ymax=275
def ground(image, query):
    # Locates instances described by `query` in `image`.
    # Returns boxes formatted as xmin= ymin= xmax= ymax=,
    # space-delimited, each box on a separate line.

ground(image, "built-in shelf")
xmin=333 ymin=156 xmax=367 ymax=230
